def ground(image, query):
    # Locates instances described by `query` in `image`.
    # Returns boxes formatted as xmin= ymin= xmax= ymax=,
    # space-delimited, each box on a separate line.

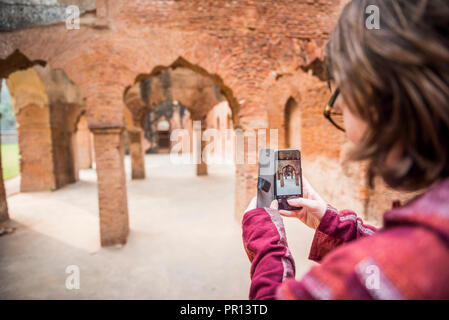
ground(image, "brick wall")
xmin=0 ymin=0 xmax=417 ymax=245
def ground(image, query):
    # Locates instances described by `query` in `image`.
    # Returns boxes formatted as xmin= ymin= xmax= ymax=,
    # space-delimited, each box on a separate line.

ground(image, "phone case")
xmin=257 ymin=149 xmax=276 ymax=208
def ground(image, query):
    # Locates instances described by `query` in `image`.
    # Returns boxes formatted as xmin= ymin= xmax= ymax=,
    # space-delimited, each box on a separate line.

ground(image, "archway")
xmin=124 ymin=58 xmax=237 ymax=178
xmin=280 ymin=164 xmax=299 ymax=187
xmin=5 ymin=65 xmax=85 ymax=191
xmin=0 ymin=51 xmax=87 ymax=223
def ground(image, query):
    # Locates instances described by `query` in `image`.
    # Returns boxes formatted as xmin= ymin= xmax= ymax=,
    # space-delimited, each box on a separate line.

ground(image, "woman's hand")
xmin=278 ymin=177 xmax=327 ymax=230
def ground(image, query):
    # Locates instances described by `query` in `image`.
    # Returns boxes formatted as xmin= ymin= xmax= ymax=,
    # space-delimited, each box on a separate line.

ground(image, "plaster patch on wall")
xmin=0 ymin=0 xmax=96 ymax=31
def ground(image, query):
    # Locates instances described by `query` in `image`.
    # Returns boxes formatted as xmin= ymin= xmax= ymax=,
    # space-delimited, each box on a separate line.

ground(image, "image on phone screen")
xmin=276 ymin=150 xmax=302 ymax=197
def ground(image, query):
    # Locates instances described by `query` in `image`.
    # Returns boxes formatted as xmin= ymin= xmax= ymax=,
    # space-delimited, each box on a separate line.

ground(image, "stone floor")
xmin=0 ymin=154 xmax=316 ymax=299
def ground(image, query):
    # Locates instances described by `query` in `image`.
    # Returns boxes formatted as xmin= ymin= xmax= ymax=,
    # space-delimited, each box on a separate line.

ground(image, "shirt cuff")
xmin=308 ymin=205 xmax=344 ymax=262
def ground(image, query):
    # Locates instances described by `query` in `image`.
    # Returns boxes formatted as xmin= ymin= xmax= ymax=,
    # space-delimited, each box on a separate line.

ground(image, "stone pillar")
xmin=128 ymin=129 xmax=146 ymax=179
xmin=193 ymin=119 xmax=207 ymax=176
xmin=70 ymin=131 xmax=79 ymax=182
xmin=90 ymin=133 xmax=95 ymax=165
xmin=66 ymin=130 xmax=77 ymax=184
xmin=233 ymin=121 xmax=265 ymax=222
xmin=49 ymin=102 xmax=78 ymax=188
xmin=92 ymin=127 xmax=129 ymax=246
xmin=0 ymin=114 xmax=9 ymax=222
xmin=17 ymin=104 xmax=57 ymax=192
xmin=235 ymin=166 xmax=258 ymax=222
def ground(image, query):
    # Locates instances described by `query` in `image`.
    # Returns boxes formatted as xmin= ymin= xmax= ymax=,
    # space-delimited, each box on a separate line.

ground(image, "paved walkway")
xmin=0 ymin=154 xmax=315 ymax=299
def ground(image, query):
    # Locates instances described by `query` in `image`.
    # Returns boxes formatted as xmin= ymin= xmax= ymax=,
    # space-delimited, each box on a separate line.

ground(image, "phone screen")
xmin=275 ymin=150 xmax=302 ymax=198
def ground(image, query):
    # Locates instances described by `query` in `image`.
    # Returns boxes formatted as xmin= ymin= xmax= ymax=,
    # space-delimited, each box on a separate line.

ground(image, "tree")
xmin=0 ymin=80 xmax=16 ymax=131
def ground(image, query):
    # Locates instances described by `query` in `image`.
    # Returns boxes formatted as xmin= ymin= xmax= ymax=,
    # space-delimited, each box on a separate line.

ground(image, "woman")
xmin=242 ymin=0 xmax=449 ymax=299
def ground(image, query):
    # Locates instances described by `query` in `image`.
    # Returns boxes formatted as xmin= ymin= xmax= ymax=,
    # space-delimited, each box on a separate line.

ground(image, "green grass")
xmin=1 ymin=143 xmax=20 ymax=180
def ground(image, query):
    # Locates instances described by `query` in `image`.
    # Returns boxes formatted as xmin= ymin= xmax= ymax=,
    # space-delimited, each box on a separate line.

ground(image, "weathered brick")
xmin=0 ymin=0 xmax=416 ymax=246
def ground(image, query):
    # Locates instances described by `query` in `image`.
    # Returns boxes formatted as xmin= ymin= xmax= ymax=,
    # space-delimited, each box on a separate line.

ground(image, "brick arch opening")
xmin=0 ymin=49 xmax=46 ymax=80
xmin=125 ymin=56 xmax=240 ymax=128
xmin=4 ymin=65 xmax=85 ymax=192
xmin=0 ymin=49 xmax=50 ymax=222
xmin=124 ymin=57 xmax=238 ymax=179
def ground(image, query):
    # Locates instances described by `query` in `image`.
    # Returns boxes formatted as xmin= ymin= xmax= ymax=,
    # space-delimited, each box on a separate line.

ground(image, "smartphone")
xmin=274 ymin=149 xmax=303 ymax=210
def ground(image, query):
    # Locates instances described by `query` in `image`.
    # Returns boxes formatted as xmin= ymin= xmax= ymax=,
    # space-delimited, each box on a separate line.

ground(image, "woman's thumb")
xmin=287 ymin=197 xmax=319 ymax=209
xmin=287 ymin=197 xmax=326 ymax=220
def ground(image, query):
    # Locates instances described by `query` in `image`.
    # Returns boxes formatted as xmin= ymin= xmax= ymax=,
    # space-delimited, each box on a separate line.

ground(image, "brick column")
xmin=233 ymin=120 xmax=267 ymax=222
xmin=0 ymin=114 xmax=9 ymax=222
xmin=193 ymin=119 xmax=208 ymax=176
xmin=128 ymin=129 xmax=145 ymax=179
xmin=70 ymin=131 xmax=79 ymax=182
xmin=234 ymin=160 xmax=258 ymax=222
xmin=17 ymin=105 xmax=57 ymax=192
xmin=92 ymin=127 xmax=129 ymax=246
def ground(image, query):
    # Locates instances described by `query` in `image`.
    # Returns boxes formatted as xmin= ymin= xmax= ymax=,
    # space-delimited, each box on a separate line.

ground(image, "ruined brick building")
xmin=0 ymin=0 xmax=415 ymax=247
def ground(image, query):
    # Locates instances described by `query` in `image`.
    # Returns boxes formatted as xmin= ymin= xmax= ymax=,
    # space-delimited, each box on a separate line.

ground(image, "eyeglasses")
xmin=323 ymin=87 xmax=345 ymax=132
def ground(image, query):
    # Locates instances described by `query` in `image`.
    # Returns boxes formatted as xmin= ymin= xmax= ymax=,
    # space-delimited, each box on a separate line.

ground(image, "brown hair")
xmin=326 ymin=0 xmax=449 ymax=191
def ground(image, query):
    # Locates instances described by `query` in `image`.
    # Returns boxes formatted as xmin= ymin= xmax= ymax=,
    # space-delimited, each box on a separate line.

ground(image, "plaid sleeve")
xmin=242 ymin=207 xmax=296 ymax=300
xmin=277 ymin=236 xmax=404 ymax=300
xmin=309 ymin=205 xmax=378 ymax=262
